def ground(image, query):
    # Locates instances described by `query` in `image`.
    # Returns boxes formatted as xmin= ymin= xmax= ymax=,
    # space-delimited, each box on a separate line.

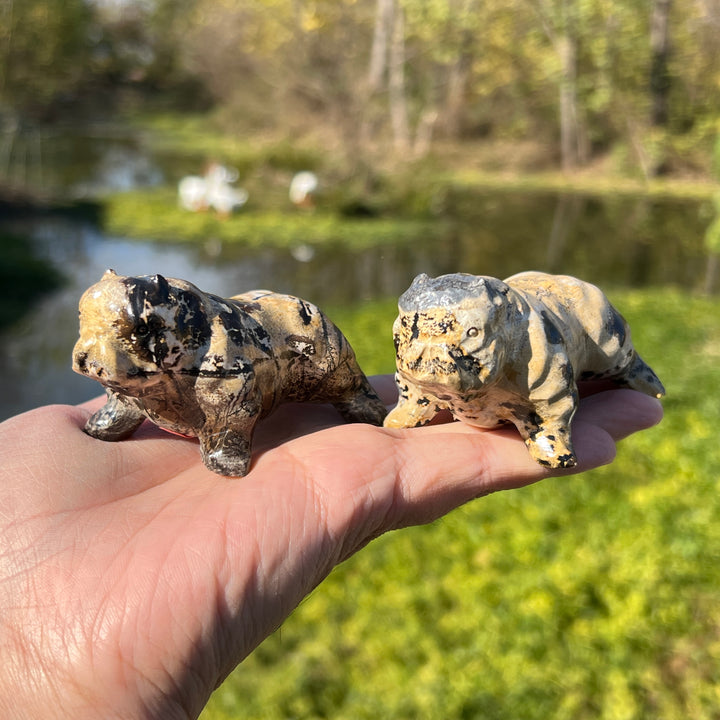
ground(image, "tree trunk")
xmin=367 ymin=0 xmax=393 ymax=94
xmin=359 ymin=0 xmax=393 ymax=150
xmin=650 ymin=0 xmax=673 ymax=127
xmin=388 ymin=0 xmax=410 ymax=153
xmin=413 ymin=107 xmax=438 ymax=157
xmin=558 ymin=32 xmax=584 ymax=171
xmin=531 ymin=0 xmax=587 ymax=172
xmin=443 ymin=29 xmax=474 ymax=138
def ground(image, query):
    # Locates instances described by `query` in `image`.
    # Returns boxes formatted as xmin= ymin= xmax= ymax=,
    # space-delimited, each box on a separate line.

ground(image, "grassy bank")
xmin=448 ymin=168 xmax=719 ymax=202
xmin=102 ymin=188 xmax=448 ymax=250
xmin=93 ymin=113 xmax=719 ymax=250
xmin=134 ymin=112 xmax=720 ymax=197
xmin=200 ymin=287 xmax=720 ymax=720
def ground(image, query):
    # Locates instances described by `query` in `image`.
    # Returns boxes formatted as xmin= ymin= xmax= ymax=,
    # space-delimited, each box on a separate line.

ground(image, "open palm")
xmin=0 ymin=377 xmax=662 ymax=719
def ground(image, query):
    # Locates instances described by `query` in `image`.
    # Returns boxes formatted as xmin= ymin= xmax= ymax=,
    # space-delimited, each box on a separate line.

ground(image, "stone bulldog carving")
xmin=384 ymin=271 xmax=665 ymax=468
xmin=73 ymin=270 xmax=386 ymax=476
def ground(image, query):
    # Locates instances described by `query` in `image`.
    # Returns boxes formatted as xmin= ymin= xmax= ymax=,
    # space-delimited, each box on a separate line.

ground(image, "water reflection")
xmin=0 ymin=188 xmax=711 ymax=420
xmin=449 ymin=190 xmax=708 ymax=290
xmin=2 ymin=128 xmax=168 ymax=198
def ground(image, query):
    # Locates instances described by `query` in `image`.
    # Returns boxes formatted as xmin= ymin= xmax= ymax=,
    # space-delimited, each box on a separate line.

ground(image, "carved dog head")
xmin=393 ymin=273 xmax=517 ymax=394
xmin=72 ymin=270 xmax=212 ymax=395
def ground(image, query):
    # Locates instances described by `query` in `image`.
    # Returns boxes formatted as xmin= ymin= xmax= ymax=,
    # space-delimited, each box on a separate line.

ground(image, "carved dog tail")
xmin=332 ymin=377 xmax=388 ymax=426
xmin=621 ymin=351 xmax=666 ymax=399
xmin=327 ymin=333 xmax=388 ymax=426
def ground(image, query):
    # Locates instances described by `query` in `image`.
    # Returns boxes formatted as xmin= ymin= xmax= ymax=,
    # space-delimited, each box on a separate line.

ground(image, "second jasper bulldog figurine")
xmin=73 ymin=270 xmax=387 ymax=476
xmin=384 ymin=271 xmax=664 ymax=468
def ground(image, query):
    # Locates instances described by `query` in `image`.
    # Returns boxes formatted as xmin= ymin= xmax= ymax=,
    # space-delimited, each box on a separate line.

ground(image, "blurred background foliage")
xmin=2 ymin=0 xmax=720 ymax=177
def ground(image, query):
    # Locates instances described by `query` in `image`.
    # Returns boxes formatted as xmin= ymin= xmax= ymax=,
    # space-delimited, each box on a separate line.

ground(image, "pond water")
xmin=0 ymin=132 xmax=713 ymax=421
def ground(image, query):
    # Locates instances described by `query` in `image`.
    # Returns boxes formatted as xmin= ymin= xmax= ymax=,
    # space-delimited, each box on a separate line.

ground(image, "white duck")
xmin=206 ymin=164 xmax=248 ymax=216
xmin=178 ymin=163 xmax=248 ymax=216
xmin=289 ymin=171 xmax=319 ymax=208
xmin=178 ymin=174 xmax=208 ymax=212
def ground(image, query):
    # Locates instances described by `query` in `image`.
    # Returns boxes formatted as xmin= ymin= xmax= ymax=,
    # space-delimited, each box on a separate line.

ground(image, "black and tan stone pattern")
xmin=73 ymin=270 xmax=386 ymax=476
xmin=384 ymin=271 xmax=665 ymax=468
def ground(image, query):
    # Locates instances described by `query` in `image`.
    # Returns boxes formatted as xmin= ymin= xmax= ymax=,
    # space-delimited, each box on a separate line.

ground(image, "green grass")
xmin=200 ymin=288 xmax=720 ymax=720
xmin=102 ymin=188 xmax=448 ymax=250
xmin=448 ymin=168 xmax=719 ymax=202
xmin=133 ymin=113 xmax=323 ymax=174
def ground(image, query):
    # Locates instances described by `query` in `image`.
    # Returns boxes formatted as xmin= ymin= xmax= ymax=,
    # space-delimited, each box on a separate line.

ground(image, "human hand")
xmin=0 ymin=377 xmax=662 ymax=719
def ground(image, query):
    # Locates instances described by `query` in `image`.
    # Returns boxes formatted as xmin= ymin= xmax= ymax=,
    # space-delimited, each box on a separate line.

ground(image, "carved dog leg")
xmin=84 ymin=389 xmax=145 ymax=441
xmin=195 ymin=380 xmax=261 ymax=476
xmin=198 ymin=420 xmax=256 ymax=477
xmin=384 ymin=376 xmax=445 ymax=428
xmin=518 ymin=392 xmax=578 ymax=468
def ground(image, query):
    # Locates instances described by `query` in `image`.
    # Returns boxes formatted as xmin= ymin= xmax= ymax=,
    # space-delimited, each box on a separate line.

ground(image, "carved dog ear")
xmin=102 ymin=268 xmax=118 ymax=280
xmin=150 ymin=274 xmax=171 ymax=302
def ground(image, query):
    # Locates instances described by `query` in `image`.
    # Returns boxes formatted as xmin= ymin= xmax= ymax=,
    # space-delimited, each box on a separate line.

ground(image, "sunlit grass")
xmin=131 ymin=112 xmax=324 ymax=174
xmin=449 ymin=168 xmax=719 ymax=202
xmin=102 ymin=188 xmax=449 ymax=250
xmin=200 ymin=288 xmax=720 ymax=720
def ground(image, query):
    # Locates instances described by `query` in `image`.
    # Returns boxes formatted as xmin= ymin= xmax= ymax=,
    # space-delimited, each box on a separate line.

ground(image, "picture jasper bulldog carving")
xmin=73 ymin=270 xmax=387 ymax=476
xmin=384 ymin=271 xmax=665 ymax=468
